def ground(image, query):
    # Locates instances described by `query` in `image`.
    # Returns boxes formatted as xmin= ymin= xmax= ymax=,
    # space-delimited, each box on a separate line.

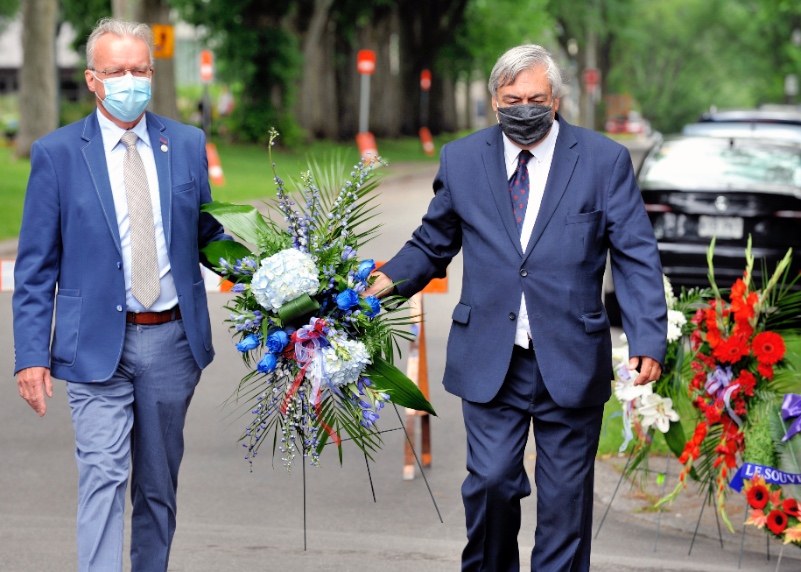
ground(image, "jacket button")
xmin=509 ymin=312 xmax=516 ymax=320
xmin=116 ymin=305 xmax=123 ymax=312
xmin=520 ymin=268 xmax=528 ymax=277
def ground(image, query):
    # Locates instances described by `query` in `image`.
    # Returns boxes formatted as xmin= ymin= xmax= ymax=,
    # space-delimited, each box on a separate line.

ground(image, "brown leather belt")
xmin=126 ymin=307 xmax=182 ymax=325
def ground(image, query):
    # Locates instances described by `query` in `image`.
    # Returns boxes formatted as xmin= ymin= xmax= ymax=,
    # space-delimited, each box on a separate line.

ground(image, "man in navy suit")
xmin=366 ymin=45 xmax=667 ymax=571
xmin=13 ymin=18 xmax=228 ymax=572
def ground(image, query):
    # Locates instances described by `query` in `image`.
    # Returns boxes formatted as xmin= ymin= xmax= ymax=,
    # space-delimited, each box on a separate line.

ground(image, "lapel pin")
xmin=161 ymin=144 xmax=168 ymax=152
xmin=159 ymin=137 xmax=168 ymax=152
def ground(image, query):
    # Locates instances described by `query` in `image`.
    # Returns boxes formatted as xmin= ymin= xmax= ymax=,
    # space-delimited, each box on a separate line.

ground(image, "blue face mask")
xmin=94 ymin=72 xmax=151 ymax=122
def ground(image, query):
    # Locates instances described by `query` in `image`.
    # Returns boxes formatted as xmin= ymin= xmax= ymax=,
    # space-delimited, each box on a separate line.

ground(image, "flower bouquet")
xmin=612 ymin=275 xmax=708 ymax=479
xmin=740 ymin=475 xmax=801 ymax=546
xmin=201 ymin=129 xmax=435 ymax=470
xmin=657 ymin=237 xmax=801 ymax=532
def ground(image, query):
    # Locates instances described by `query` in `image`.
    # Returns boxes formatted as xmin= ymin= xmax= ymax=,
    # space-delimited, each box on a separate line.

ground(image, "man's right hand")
xmin=363 ymin=271 xmax=394 ymax=299
xmin=18 ymin=367 xmax=53 ymax=417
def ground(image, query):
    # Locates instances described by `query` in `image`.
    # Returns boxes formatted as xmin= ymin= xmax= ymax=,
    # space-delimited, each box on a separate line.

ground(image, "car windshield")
xmin=640 ymin=138 xmax=801 ymax=190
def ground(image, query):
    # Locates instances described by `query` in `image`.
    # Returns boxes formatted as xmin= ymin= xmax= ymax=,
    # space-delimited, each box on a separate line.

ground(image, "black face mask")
xmin=496 ymin=103 xmax=554 ymax=146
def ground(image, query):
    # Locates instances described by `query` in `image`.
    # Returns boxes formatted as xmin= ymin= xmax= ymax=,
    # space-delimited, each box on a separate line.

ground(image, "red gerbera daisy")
xmin=747 ymin=484 xmax=769 ymax=509
xmin=712 ymin=334 xmax=749 ymax=363
xmin=767 ymin=509 xmax=788 ymax=535
xmin=783 ymin=498 xmax=800 ymax=518
xmin=752 ymin=331 xmax=786 ymax=365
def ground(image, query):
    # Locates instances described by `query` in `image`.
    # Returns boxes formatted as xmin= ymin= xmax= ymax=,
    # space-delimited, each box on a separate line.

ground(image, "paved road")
xmin=3 ymin=142 xmax=800 ymax=570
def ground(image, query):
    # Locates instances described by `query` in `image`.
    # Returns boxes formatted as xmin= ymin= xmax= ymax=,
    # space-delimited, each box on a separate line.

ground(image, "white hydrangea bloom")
xmin=251 ymin=248 xmax=320 ymax=311
xmin=666 ymin=309 xmax=687 ymax=343
xmin=317 ymin=337 xmax=372 ymax=387
xmin=637 ymin=393 xmax=680 ymax=433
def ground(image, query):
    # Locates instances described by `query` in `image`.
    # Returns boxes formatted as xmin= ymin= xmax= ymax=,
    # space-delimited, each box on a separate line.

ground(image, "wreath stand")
xmin=594 ymin=451 xmax=788 ymax=569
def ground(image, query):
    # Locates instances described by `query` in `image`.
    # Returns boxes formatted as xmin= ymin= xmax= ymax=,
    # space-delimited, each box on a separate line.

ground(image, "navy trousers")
xmin=461 ymin=344 xmax=604 ymax=572
xmin=66 ymin=319 xmax=202 ymax=572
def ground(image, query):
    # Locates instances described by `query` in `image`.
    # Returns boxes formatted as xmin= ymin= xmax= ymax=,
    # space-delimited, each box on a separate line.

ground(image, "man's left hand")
xmin=629 ymin=356 xmax=662 ymax=386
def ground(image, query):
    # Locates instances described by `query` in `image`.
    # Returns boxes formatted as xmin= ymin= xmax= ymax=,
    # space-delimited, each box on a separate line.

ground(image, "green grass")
xmin=0 ymin=132 xmax=463 ymax=242
xmin=0 ymin=143 xmax=32 ymax=241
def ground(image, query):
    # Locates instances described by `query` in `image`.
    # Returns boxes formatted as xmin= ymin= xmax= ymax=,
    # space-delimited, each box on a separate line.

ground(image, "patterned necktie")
xmin=509 ymin=149 xmax=533 ymax=233
xmin=121 ymin=131 xmax=160 ymax=309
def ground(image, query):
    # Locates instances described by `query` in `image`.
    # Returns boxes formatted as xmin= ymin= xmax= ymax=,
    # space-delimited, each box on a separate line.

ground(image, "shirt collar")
xmin=501 ymin=117 xmax=560 ymax=164
xmin=96 ymin=108 xmax=151 ymax=153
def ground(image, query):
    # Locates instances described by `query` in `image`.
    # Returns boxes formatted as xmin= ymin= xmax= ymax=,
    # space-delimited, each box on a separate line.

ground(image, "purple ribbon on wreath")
xmin=781 ymin=394 xmax=801 ymax=442
xmin=704 ymin=365 xmax=743 ymax=426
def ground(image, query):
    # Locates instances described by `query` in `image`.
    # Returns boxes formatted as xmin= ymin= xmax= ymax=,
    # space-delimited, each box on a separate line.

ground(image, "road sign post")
xmin=419 ymin=69 xmax=435 ymax=156
xmin=356 ymin=50 xmax=379 ymax=162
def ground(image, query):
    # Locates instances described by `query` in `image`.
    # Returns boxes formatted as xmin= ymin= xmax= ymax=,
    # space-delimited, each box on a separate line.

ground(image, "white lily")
xmin=637 ymin=393 xmax=680 ymax=433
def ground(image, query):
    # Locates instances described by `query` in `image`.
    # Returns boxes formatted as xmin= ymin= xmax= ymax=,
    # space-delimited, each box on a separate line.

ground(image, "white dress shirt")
xmin=500 ymin=119 xmax=560 ymax=348
xmin=96 ymin=110 xmax=178 ymax=312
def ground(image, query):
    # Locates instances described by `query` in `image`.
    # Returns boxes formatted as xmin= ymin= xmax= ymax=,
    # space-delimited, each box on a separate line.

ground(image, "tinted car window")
xmin=640 ymin=138 xmax=801 ymax=190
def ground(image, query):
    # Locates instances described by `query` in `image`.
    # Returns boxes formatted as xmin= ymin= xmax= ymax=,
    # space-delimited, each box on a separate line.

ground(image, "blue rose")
xmin=236 ymin=334 xmax=260 ymax=353
xmin=355 ymin=259 xmax=376 ymax=282
xmin=336 ymin=288 xmax=359 ymax=310
xmin=257 ymin=353 xmax=277 ymax=374
xmin=362 ymin=295 xmax=381 ymax=318
xmin=265 ymin=329 xmax=289 ymax=353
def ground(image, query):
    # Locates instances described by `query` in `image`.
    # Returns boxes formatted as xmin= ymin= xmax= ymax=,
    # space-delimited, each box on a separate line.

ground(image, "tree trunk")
xmin=112 ymin=0 xmax=179 ymax=120
xmin=297 ymin=0 xmax=337 ymax=138
xmin=16 ymin=0 xmax=58 ymax=158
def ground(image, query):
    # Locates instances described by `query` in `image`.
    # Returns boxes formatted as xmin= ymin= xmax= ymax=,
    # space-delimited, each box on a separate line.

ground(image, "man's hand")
xmin=18 ymin=367 xmax=53 ymax=417
xmin=629 ymin=356 xmax=662 ymax=387
xmin=363 ymin=271 xmax=394 ymax=299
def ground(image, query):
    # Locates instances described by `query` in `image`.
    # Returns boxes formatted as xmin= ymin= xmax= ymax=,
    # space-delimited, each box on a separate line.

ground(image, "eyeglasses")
xmin=92 ymin=66 xmax=153 ymax=79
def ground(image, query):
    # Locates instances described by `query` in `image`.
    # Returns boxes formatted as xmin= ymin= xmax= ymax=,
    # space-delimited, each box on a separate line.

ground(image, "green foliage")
xmin=743 ymin=409 xmax=778 ymax=467
xmin=60 ymin=0 xmax=111 ymax=59
xmin=0 ymin=0 xmax=20 ymax=20
xmin=441 ymin=0 xmax=552 ymax=80
xmin=608 ymin=0 xmax=761 ymax=133
xmin=173 ymin=0 xmax=303 ymax=145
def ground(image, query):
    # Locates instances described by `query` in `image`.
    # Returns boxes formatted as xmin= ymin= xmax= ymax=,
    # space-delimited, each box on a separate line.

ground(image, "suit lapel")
xmin=147 ymin=112 xmax=172 ymax=249
xmin=482 ymin=125 xmax=524 ymax=256
xmin=524 ymin=117 xmax=578 ymax=259
xmin=81 ymin=113 xmax=122 ymax=255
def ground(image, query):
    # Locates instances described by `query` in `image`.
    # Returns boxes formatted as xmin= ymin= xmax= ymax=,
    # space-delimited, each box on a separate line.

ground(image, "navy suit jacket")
xmin=381 ymin=118 xmax=667 ymax=408
xmin=13 ymin=111 xmax=228 ymax=382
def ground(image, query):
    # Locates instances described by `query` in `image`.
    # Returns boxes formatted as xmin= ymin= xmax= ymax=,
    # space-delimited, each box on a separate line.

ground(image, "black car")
xmin=697 ymin=107 xmax=801 ymax=126
xmin=637 ymin=135 xmax=801 ymax=292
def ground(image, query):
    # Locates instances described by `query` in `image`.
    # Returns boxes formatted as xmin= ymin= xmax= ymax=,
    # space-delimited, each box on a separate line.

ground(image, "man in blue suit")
xmin=366 ymin=45 xmax=667 ymax=571
xmin=13 ymin=18 xmax=228 ymax=572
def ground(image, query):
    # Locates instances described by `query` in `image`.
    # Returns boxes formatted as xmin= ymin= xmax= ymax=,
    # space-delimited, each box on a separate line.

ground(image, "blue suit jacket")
xmin=13 ymin=111 xmax=228 ymax=382
xmin=381 ymin=118 xmax=668 ymax=408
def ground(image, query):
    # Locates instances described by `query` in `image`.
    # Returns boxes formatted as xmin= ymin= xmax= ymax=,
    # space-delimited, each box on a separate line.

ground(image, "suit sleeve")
xmin=12 ymin=140 xmax=61 ymax=374
xmin=196 ymin=129 xmax=231 ymax=268
xmin=380 ymin=145 xmax=462 ymax=298
xmin=606 ymin=146 xmax=667 ymax=364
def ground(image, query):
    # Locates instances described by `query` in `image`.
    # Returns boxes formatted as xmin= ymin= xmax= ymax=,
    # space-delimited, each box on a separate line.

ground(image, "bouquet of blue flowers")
xmin=202 ymin=130 xmax=435 ymax=470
